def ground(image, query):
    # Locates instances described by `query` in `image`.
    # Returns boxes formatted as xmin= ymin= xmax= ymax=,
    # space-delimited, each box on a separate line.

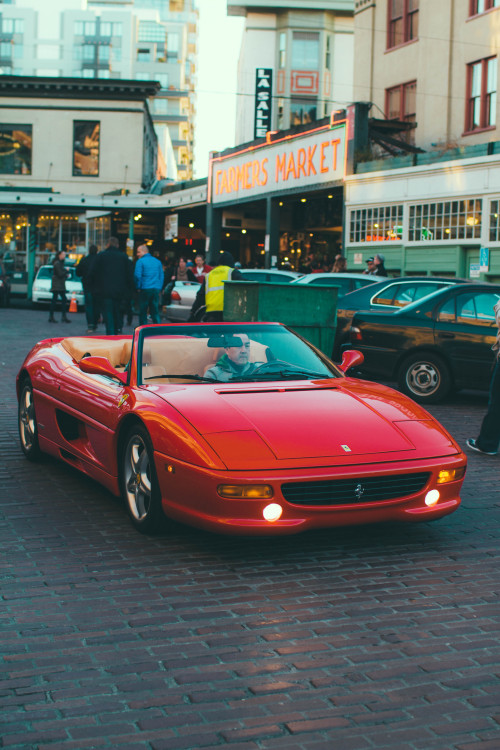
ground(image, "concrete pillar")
xmin=26 ymin=211 xmax=37 ymax=300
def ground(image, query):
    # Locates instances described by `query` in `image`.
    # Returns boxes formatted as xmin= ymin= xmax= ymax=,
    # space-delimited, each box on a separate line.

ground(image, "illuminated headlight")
xmin=263 ymin=503 xmax=283 ymax=522
xmin=437 ymin=467 xmax=466 ymax=484
xmin=425 ymin=490 xmax=440 ymax=506
xmin=217 ymin=484 xmax=273 ymax=499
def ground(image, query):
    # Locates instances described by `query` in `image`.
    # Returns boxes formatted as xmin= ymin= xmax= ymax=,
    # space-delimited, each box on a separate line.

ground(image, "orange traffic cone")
xmin=69 ymin=293 xmax=78 ymax=313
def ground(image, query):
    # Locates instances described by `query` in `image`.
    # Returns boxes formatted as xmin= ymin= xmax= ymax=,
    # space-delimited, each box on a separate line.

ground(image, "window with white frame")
xmin=409 ymin=199 xmax=482 ymax=241
xmin=489 ymin=199 xmax=500 ymax=241
xmin=349 ymin=205 xmax=403 ymax=243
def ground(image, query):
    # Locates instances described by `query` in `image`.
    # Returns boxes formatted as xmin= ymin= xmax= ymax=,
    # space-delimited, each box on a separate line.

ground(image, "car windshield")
xmin=138 ymin=323 xmax=338 ymax=384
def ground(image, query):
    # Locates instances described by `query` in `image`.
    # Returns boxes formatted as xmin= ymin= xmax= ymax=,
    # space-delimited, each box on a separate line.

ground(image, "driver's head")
xmin=225 ymin=334 xmax=250 ymax=366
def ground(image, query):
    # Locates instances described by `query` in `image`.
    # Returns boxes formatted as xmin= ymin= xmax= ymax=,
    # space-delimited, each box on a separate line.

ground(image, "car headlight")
xmin=437 ymin=467 xmax=466 ymax=483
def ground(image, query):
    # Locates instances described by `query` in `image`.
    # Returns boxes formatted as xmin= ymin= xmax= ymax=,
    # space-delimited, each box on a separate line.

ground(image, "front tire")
xmin=18 ymin=380 xmax=42 ymax=460
xmin=120 ymin=425 xmax=165 ymax=534
xmin=398 ymin=352 xmax=451 ymax=403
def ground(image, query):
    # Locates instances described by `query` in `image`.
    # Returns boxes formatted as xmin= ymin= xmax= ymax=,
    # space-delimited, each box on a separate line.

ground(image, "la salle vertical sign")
xmin=254 ymin=68 xmax=273 ymax=139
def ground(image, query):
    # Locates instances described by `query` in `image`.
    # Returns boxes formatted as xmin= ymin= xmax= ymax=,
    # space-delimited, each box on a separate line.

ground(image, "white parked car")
xmin=239 ymin=268 xmax=302 ymax=283
xmin=32 ymin=265 xmax=84 ymax=308
xmin=163 ymin=280 xmax=201 ymax=321
xmin=290 ymin=272 xmax=377 ymax=298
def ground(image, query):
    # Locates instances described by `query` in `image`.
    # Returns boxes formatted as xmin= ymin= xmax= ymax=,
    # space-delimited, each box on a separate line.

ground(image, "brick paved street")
xmin=1 ymin=305 xmax=500 ymax=750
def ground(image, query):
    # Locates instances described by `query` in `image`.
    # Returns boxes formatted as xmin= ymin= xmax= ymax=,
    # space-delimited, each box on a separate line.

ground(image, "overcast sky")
xmin=193 ymin=0 xmax=244 ymax=178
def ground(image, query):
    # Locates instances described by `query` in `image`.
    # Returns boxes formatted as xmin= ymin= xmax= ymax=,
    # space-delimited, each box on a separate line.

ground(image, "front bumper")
xmin=154 ymin=451 xmax=466 ymax=535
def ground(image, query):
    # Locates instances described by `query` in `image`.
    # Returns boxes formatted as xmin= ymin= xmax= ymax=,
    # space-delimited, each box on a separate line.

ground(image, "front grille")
xmin=281 ymin=472 xmax=430 ymax=506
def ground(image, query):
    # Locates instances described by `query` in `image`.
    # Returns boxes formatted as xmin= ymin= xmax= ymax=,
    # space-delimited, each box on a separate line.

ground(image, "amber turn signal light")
xmin=437 ymin=467 xmax=466 ymax=484
xmin=217 ymin=484 xmax=274 ymax=499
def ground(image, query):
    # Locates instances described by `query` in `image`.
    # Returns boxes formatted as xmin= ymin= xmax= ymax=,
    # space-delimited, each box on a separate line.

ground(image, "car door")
xmin=433 ymin=289 xmax=500 ymax=390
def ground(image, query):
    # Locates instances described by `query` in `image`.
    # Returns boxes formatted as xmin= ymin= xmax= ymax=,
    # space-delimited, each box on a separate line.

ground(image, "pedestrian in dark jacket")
xmin=467 ymin=300 xmax=500 ymax=456
xmin=48 ymin=250 xmax=71 ymax=324
xmin=90 ymin=237 xmax=134 ymax=335
xmin=76 ymin=244 xmax=99 ymax=333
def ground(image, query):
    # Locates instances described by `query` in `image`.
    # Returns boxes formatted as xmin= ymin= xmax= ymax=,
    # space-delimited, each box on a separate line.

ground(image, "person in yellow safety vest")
xmin=189 ymin=251 xmax=243 ymax=322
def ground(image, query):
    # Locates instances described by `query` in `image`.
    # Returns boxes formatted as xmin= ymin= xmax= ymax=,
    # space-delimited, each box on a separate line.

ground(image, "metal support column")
xmin=206 ymin=201 xmax=222 ymax=266
xmin=265 ymin=197 xmax=280 ymax=269
xmin=26 ymin=211 xmax=38 ymax=300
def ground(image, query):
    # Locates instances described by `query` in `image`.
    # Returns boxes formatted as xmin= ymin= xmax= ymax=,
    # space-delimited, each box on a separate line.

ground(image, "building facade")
xmin=343 ymin=1 xmax=500 ymax=280
xmin=228 ymin=0 xmax=354 ymax=145
xmin=0 ymin=0 xmax=198 ymax=178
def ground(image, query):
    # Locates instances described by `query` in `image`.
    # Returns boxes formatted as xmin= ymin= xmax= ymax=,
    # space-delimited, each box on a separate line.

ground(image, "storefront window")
xmin=349 ymin=205 xmax=403 ymax=243
xmin=0 ymin=124 xmax=32 ymax=175
xmin=0 ymin=213 xmax=27 ymax=273
xmin=408 ymin=199 xmax=482 ymax=240
xmin=290 ymin=99 xmax=317 ymax=125
xmin=73 ymin=120 xmax=100 ymax=176
xmin=489 ymin=199 xmax=500 ymax=241
xmin=87 ymin=215 xmax=111 ymax=250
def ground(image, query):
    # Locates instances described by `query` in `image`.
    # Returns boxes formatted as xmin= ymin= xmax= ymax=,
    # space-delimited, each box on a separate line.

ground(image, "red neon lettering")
xmin=320 ymin=141 xmax=329 ymax=173
xmin=307 ymin=145 xmax=317 ymax=175
xmin=215 ymin=170 xmax=223 ymax=195
xmin=330 ymin=138 xmax=340 ymax=170
xmin=228 ymin=167 xmax=236 ymax=192
xmin=236 ymin=165 xmax=245 ymax=190
xmin=245 ymin=162 xmax=252 ymax=189
xmin=219 ymin=170 xmax=229 ymax=194
xmin=297 ymin=148 xmax=307 ymax=177
xmin=252 ymin=160 xmax=260 ymax=187
xmin=275 ymin=153 xmax=286 ymax=181
xmin=260 ymin=158 xmax=268 ymax=185
xmin=285 ymin=152 xmax=297 ymax=181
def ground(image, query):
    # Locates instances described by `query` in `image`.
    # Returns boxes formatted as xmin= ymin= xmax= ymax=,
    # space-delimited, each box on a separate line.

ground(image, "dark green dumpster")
xmin=223 ymin=280 xmax=338 ymax=357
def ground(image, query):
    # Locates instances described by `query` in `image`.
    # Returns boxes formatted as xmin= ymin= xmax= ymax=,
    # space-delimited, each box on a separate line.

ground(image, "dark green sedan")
xmin=347 ymin=283 xmax=500 ymax=403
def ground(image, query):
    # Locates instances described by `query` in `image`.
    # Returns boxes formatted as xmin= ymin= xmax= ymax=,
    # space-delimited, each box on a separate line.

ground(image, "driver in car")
xmin=205 ymin=334 xmax=261 ymax=382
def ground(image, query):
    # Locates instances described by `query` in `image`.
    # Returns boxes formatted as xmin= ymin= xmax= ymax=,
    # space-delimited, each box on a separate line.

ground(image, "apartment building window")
xmin=0 ymin=124 xmax=32 ymax=175
xmin=14 ymin=19 xmax=23 ymax=33
xmin=84 ymin=22 xmax=96 ymax=37
xmin=470 ymin=0 xmax=500 ymax=14
xmin=349 ymin=205 xmax=403 ymax=243
xmin=2 ymin=18 xmax=13 ymax=34
xmin=82 ymin=44 xmax=95 ymax=62
xmin=110 ymin=47 xmax=122 ymax=63
xmin=291 ymin=31 xmax=319 ymax=70
xmin=73 ymin=121 xmax=100 ymax=177
xmin=137 ymin=48 xmax=151 ymax=62
xmin=100 ymin=22 xmax=112 ymax=37
xmin=98 ymin=45 xmax=110 ymax=63
xmin=325 ymin=36 xmax=331 ymax=71
xmin=409 ymin=199 xmax=482 ymax=241
xmin=279 ymin=32 xmax=286 ymax=68
xmin=388 ymin=0 xmax=419 ymax=49
xmin=167 ymin=33 xmax=179 ymax=60
xmin=139 ymin=21 xmax=166 ymax=43
xmin=466 ymin=57 xmax=497 ymax=131
xmin=489 ymin=199 xmax=500 ymax=241
xmin=386 ymin=80 xmax=417 ymax=141
xmin=0 ymin=42 xmax=12 ymax=57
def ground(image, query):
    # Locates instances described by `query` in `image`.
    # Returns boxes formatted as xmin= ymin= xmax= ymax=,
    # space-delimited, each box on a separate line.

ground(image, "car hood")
xmin=154 ymin=381 xmax=458 ymax=469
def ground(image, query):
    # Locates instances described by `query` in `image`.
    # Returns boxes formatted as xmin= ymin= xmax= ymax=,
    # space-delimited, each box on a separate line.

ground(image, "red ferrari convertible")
xmin=17 ymin=322 xmax=466 ymax=535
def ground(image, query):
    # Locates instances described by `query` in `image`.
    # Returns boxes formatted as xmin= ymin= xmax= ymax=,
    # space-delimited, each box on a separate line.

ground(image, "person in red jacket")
xmin=192 ymin=253 xmax=212 ymax=284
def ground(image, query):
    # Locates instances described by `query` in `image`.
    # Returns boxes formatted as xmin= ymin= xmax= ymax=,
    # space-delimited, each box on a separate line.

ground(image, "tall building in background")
xmin=227 ymin=0 xmax=354 ymax=145
xmin=0 ymin=0 xmax=198 ymax=179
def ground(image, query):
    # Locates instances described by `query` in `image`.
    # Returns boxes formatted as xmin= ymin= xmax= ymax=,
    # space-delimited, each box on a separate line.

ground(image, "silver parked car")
xmin=162 ymin=280 xmax=201 ymax=321
xmin=290 ymin=272 xmax=378 ymax=298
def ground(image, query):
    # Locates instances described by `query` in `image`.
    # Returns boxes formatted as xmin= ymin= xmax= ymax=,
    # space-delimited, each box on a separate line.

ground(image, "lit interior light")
xmin=241 ymin=229 xmax=247 ymax=234
xmin=279 ymin=201 xmax=283 ymax=207
xmin=226 ymin=232 xmax=230 ymax=237
xmin=300 ymin=198 xmax=307 ymax=203
xmin=327 ymin=194 xmax=333 ymax=199
xmin=263 ymin=503 xmax=283 ymax=522
xmin=424 ymin=490 xmax=440 ymax=506
xmin=189 ymin=222 xmax=194 ymax=228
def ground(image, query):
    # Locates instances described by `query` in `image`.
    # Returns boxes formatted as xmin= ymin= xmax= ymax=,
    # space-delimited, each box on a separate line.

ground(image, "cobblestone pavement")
xmin=1 ymin=305 xmax=500 ymax=750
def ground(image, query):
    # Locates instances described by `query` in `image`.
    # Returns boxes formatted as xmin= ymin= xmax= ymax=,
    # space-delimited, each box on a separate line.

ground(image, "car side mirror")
xmin=78 ymin=356 xmax=127 ymax=384
xmin=339 ymin=349 xmax=364 ymax=373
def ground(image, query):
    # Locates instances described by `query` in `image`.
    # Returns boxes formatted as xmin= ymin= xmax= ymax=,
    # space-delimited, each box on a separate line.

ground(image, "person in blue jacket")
xmin=134 ymin=244 xmax=164 ymax=325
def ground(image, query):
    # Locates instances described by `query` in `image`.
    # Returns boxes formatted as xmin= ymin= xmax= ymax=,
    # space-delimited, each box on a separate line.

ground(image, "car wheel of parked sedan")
xmin=120 ymin=425 xmax=165 ymax=534
xmin=398 ymin=353 xmax=451 ymax=403
xmin=18 ymin=379 xmax=42 ymax=461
